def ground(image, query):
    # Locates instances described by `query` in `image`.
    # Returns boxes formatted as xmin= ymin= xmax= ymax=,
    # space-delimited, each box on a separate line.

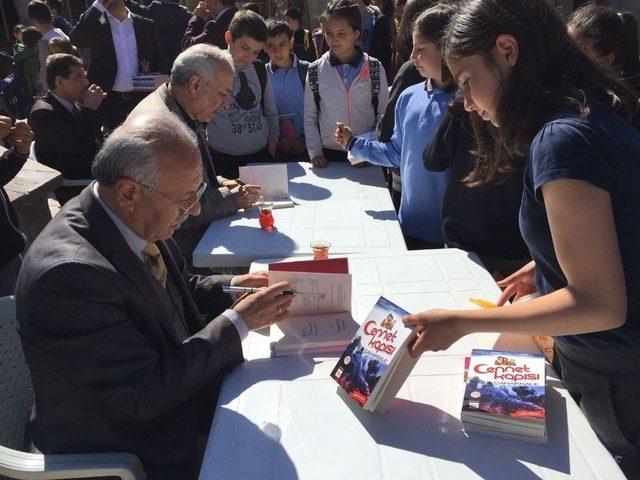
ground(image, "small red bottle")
xmin=259 ymin=205 xmax=274 ymax=231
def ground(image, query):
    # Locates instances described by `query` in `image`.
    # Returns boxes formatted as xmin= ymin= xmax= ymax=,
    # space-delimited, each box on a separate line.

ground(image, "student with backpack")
xmin=207 ymin=10 xmax=279 ymax=179
xmin=264 ymin=19 xmax=310 ymax=161
xmin=285 ymin=7 xmax=316 ymax=62
xmin=304 ymin=0 xmax=389 ymax=168
xmin=335 ymin=4 xmax=455 ymax=249
xmin=405 ymin=1 xmax=640 ymax=476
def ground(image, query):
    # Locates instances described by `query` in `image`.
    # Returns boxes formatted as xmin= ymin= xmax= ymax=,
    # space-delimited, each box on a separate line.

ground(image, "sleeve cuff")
xmin=346 ymin=136 xmax=358 ymax=151
xmin=223 ymin=308 xmax=249 ymax=341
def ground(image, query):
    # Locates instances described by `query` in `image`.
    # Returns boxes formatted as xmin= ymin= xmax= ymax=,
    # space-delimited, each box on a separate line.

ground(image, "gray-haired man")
xmin=130 ymin=44 xmax=260 ymax=265
xmin=16 ymin=111 xmax=292 ymax=479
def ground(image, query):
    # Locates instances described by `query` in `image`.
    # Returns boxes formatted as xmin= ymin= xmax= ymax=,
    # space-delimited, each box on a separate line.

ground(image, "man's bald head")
xmin=92 ymin=111 xmax=201 ymax=188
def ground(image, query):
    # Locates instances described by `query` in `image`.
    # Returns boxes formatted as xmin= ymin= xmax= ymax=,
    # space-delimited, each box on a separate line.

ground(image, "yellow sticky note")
xmin=469 ymin=298 xmax=497 ymax=309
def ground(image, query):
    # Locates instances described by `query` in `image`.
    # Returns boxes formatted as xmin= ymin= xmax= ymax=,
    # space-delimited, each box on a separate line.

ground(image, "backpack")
xmin=254 ymin=58 xmax=310 ymax=111
xmin=308 ymin=56 xmax=381 ymax=118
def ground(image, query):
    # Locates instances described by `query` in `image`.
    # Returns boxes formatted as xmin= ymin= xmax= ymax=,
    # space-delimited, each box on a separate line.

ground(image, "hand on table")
xmin=6 ymin=120 xmax=34 ymax=156
xmin=334 ymin=122 xmax=353 ymax=149
xmin=496 ymin=260 xmax=537 ymax=306
xmin=233 ymin=281 xmax=293 ymax=330
xmin=402 ymin=309 xmax=465 ymax=357
xmin=311 ymin=154 xmax=328 ymax=168
xmin=233 ymin=271 xmax=268 ymax=288
xmin=231 ymin=183 xmax=261 ymax=209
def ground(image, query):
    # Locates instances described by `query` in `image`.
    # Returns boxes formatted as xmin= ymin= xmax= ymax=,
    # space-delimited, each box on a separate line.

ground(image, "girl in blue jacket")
xmin=335 ymin=4 xmax=457 ymax=249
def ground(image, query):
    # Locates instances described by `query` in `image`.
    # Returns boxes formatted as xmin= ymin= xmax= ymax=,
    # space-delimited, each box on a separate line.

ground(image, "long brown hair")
xmin=444 ymin=0 xmax=638 ymax=186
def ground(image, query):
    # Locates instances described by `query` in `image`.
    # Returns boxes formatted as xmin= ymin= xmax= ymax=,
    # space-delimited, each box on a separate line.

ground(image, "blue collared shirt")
xmin=267 ymin=54 xmax=305 ymax=138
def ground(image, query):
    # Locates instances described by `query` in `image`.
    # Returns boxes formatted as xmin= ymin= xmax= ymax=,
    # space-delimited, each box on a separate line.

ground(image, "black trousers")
xmin=553 ymin=342 xmax=640 ymax=479
xmin=100 ymin=91 xmax=148 ymax=131
xmin=210 ymin=147 xmax=273 ymax=179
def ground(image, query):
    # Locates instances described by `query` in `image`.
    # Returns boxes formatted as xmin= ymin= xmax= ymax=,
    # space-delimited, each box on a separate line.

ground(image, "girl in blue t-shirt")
xmin=402 ymin=0 xmax=640 ymax=475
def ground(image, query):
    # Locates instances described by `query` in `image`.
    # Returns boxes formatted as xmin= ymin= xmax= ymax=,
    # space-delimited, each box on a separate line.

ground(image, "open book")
xmin=330 ymin=296 xmax=418 ymax=414
xmin=239 ymin=163 xmax=294 ymax=208
xmin=267 ymin=258 xmax=357 ymax=356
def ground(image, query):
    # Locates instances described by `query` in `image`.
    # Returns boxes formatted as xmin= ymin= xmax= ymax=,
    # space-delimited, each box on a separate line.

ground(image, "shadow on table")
xmin=364 ymin=209 xmax=397 ymax=222
xmin=212 ymin=224 xmax=297 ymax=255
xmin=288 ymin=179 xmax=332 ymax=202
xmin=201 ymin=408 xmax=298 ymax=480
xmin=305 ymin=162 xmax=385 ymax=188
xmin=220 ymin=356 xmax=321 ymax=402
xmin=342 ymin=380 xmax=570 ymax=479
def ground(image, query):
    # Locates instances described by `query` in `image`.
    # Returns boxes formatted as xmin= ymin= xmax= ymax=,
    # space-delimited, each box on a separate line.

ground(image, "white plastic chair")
xmin=0 ymin=296 xmax=147 ymax=479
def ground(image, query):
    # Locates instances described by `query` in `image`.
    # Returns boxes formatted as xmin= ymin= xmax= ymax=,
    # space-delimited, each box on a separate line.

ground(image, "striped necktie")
xmin=143 ymin=242 xmax=167 ymax=288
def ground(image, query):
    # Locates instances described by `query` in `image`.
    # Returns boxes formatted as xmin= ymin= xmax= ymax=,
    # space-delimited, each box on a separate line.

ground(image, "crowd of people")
xmin=1 ymin=0 xmax=640 ymax=478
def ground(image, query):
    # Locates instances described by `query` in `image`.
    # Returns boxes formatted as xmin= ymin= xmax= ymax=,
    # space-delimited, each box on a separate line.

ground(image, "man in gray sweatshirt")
xmin=207 ymin=10 xmax=279 ymax=178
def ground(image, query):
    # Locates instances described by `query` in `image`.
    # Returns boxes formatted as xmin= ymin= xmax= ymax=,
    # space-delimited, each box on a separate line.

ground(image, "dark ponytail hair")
xmin=568 ymin=4 xmax=640 ymax=91
xmin=396 ymin=0 xmax=437 ymax=66
xmin=444 ymin=0 xmax=638 ymax=185
xmin=413 ymin=3 xmax=458 ymax=91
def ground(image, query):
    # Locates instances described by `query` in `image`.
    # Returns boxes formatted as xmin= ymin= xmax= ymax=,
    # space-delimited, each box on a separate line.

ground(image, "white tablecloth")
xmin=193 ymin=163 xmax=406 ymax=268
xmin=199 ymin=249 xmax=624 ymax=479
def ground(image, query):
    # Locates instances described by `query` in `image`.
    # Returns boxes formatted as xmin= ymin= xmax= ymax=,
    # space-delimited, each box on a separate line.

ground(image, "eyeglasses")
xmin=136 ymin=180 xmax=207 ymax=224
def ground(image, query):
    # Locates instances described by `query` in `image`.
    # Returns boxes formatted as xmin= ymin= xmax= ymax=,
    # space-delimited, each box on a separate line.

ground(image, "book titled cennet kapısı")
xmin=330 ymin=296 xmax=418 ymax=414
xmin=462 ymin=349 xmax=547 ymax=444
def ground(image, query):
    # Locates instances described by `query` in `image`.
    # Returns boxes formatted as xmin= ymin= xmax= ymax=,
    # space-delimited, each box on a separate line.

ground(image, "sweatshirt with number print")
xmin=207 ymin=61 xmax=279 ymax=156
xmin=304 ymin=51 xmax=389 ymax=159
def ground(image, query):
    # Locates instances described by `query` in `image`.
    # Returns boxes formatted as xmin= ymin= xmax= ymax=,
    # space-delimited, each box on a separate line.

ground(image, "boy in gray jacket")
xmin=207 ymin=10 xmax=279 ymax=178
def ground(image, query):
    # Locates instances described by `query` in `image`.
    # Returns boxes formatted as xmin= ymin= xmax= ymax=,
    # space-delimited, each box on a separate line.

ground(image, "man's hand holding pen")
xmin=229 ymin=272 xmax=293 ymax=329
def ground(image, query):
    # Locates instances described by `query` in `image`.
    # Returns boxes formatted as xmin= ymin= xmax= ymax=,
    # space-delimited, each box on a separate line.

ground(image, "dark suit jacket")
xmin=125 ymin=0 xmax=191 ymax=69
xmin=129 ymin=84 xmax=241 ymax=260
xmin=30 ymin=92 xmax=103 ymax=180
xmin=181 ymin=6 xmax=237 ymax=51
xmin=16 ymin=186 xmax=244 ymax=471
xmin=70 ymin=6 xmax=167 ymax=91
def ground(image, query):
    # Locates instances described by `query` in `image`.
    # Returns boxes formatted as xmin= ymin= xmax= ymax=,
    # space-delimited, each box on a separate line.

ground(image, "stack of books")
xmin=132 ymin=74 xmax=169 ymax=91
xmin=462 ymin=349 xmax=547 ymax=444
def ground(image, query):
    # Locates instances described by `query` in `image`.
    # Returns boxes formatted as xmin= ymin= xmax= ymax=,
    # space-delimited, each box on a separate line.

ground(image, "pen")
xmin=222 ymin=285 xmax=297 ymax=296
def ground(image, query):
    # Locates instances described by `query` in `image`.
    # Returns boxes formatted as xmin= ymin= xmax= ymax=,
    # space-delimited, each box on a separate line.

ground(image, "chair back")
xmin=0 ymin=296 xmax=34 ymax=451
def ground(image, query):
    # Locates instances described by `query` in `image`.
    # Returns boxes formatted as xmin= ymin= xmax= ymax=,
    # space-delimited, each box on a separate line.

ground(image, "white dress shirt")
xmin=92 ymin=182 xmax=248 ymax=339
xmin=92 ymin=0 xmax=139 ymax=92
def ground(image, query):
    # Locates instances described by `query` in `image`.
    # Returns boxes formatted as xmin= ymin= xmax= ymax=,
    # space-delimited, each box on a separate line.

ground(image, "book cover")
xmin=330 ymin=296 xmax=414 ymax=410
xmin=462 ymin=350 xmax=546 ymax=425
xmin=269 ymin=258 xmax=349 ymax=274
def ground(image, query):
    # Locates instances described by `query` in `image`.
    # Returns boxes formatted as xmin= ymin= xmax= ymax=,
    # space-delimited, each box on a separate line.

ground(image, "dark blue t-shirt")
xmin=520 ymin=104 xmax=640 ymax=349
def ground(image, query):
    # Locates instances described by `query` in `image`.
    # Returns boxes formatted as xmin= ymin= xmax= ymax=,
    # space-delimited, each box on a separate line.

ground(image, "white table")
xmin=193 ymin=162 xmax=406 ymax=268
xmin=199 ymin=250 xmax=624 ymax=479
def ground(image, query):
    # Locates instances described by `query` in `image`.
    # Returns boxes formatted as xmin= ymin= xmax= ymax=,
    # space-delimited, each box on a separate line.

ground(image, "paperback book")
xmin=268 ymin=258 xmax=357 ymax=356
xmin=330 ymin=296 xmax=418 ymax=414
xmin=462 ymin=349 xmax=547 ymax=444
xmin=239 ymin=163 xmax=294 ymax=208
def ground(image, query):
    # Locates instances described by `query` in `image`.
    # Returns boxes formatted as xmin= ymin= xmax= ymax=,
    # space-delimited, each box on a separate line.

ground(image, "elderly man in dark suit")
xmin=130 ymin=44 xmax=260 ymax=266
xmin=30 ymin=53 xmax=106 ymax=205
xmin=181 ymin=0 xmax=237 ymax=50
xmin=16 ymin=111 xmax=293 ymax=479
xmin=70 ymin=0 xmax=167 ymax=129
